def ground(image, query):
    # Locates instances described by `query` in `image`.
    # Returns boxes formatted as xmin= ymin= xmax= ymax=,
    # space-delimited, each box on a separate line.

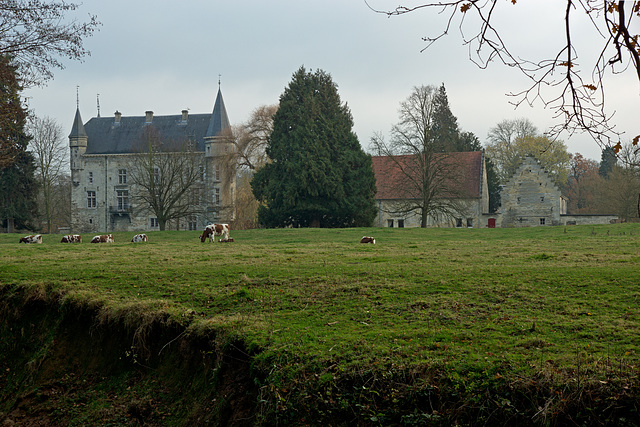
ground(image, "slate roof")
xmin=372 ymin=151 xmax=483 ymax=200
xmin=81 ymin=88 xmax=229 ymax=155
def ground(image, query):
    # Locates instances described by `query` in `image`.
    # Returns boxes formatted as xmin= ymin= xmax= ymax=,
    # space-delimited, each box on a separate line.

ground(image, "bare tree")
xmin=216 ymin=104 xmax=277 ymax=229
xmin=27 ymin=115 xmax=67 ymax=232
xmin=369 ymin=1 xmax=640 ymax=149
xmin=487 ymin=118 xmax=538 ymax=146
xmin=127 ymin=128 xmax=205 ymax=231
xmin=223 ymin=104 xmax=277 ymax=172
xmin=0 ymin=0 xmax=100 ymax=87
xmin=371 ymin=85 xmax=469 ymax=227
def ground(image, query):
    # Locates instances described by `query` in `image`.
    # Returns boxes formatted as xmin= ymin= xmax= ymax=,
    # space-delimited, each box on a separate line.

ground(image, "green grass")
xmin=2 ymin=224 xmax=640 ymax=422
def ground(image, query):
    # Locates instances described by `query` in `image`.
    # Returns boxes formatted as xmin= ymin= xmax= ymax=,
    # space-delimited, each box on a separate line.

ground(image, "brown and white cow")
xmin=90 ymin=234 xmax=114 ymax=243
xmin=61 ymin=234 xmax=82 ymax=243
xmin=200 ymin=223 xmax=230 ymax=243
xmin=131 ymin=233 xmax=148 ymax=242
xmin=360 ymin=236 xmax=375 ymax=244
xmin=19 ymin=234 xmax=42 ymax=244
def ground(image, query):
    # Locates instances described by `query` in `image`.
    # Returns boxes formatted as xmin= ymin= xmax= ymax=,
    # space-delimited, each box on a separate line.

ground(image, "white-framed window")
xmin=150 ymin=218 xmax=159 ymax=228
xmin=87 ymin=191 xmax=97 ymax=208
xmin=116 ymin=190 xmax=129 ymax=211
xmin=88 ymin=171 xmax=93 ymax=184
xmin=118 ymin=169 xmax=127 ymax=184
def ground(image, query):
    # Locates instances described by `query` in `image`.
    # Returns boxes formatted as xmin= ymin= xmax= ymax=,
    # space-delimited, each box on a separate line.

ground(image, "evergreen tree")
xmin=0 ymin=56 xmax=38 ymax=231
xmin=599 ymin=146 xmax=617 ymax=178
xmin=252 ymin=67 xmax=377 ymax=228
xmin=431 ymin=83 xmax=460 ymax=152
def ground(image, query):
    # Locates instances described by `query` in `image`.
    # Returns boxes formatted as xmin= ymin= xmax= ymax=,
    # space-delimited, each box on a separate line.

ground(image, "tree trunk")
xmin=421 ymin=211 xmax=428 ymax=228
xmin=7 ymin=218 xmax=14 ymax=233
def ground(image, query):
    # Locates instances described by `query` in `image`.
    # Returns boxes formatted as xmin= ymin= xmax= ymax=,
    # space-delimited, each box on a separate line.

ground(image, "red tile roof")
xmin=372 ymin=151 xmax=483 ymax=200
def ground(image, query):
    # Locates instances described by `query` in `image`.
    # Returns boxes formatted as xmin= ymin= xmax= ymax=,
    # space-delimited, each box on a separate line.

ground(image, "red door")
xmin=488 ymin=218 xmax=496 ymax=228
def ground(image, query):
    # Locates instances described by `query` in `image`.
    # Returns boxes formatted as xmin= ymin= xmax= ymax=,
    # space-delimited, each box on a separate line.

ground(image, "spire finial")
xmin=76 ymin=85 xmax=79 ymax=109
xmin=218 ymin=74 xmax=221 ymax=88
xmin=96 ymin=93 xmax=101 ymax=117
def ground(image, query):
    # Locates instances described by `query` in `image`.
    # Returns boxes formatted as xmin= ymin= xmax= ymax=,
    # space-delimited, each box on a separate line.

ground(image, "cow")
xmin=360 ymin=236 xmax=376 ymax=244
xmin=90 ymin=234 xmax=114 ymax=243
xmin=61 ymin=234 xmax=82 ymax=243
xmin=19 ymin=234 xmax=42 ymax=244
xmin=200 ymin=223 xmax=230 ymax=243
xmin=131 ymin=233 xmax=148 ymax=242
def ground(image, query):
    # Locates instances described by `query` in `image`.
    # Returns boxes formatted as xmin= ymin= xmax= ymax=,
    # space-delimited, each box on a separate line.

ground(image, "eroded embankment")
xmin=0 ymin=285 xmax=258 ymax=426
xmin=3 ymin=284 xmax=640 ymax=426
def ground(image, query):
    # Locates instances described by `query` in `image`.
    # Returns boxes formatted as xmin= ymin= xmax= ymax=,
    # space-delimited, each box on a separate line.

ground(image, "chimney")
xmin=114 ymin=111 xmax=122 ymax=125
xmin=145 ymin=110 xmax=153 ymax=123
xmin=181 ymin=109 xmax=189 ymax=122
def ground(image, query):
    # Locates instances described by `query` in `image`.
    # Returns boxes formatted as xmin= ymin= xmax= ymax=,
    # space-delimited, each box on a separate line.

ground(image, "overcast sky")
xmin=24 ymin=0 xmax=640 ymax=161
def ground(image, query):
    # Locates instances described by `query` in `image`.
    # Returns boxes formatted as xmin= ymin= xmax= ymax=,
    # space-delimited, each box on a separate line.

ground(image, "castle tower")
xmin=69 ymin=107 xmax=87 ymax=185
xmin=204 ymin=86 xmax=236 ymax=221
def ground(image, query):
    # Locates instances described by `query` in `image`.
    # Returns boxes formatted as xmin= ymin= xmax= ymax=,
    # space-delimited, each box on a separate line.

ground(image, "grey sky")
xmin=25 ymin=1 xmax=640 ymax=161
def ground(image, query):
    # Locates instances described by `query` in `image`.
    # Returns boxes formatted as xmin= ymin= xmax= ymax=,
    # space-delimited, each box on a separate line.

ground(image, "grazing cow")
xmin=131 ymin=233 xmax=148 ymax=242
xmin=200 ymin=223 xmax=230 ymax=243
xmin=61 ymin=234 xmax=82 ymax=243
xmin=90 ymin=234 xmax=114 ymax=243
xmin=360 ymin=236 xmax=376 ymax=244
xmin=19 ymin=234 xmax=42 ymax=244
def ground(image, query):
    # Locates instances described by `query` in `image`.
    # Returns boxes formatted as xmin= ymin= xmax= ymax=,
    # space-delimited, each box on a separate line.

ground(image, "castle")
xmin=68 ymin=87 xmax=236 ymax=233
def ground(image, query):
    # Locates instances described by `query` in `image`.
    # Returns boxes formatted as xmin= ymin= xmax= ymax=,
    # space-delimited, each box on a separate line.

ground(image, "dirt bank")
xmin=0 ymin=286 xmax=259 ymax=426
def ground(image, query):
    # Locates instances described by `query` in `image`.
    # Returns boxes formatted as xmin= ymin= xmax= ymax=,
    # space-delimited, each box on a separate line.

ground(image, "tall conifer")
xmin=252 ymin=67 xmax=376 ymax=227
xmin=0 ymin=56 xmax=38 ymax=231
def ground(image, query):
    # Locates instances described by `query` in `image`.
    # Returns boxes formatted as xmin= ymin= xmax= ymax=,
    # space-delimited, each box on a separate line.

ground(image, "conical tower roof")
xmin=68 ymin=108 xmax=87 ymax=139
xmin=205 ymin=87 xmax=230 ymax=138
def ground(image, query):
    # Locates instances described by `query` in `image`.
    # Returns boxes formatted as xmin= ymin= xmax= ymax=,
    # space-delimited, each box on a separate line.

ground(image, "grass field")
xmin=2 ymin=224 xmax=640 ymax=424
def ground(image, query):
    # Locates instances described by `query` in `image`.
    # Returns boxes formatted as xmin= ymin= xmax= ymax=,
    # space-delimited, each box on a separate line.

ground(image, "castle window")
xmin=118 ymin=169 xmax=127 ymax=184
xmin=539 ymin=218 xmax=546 ymax=225
xmin=214 ymin=188 xmax=220 ymax=205
xmin=467 ymin=218 xmax=473 ymax=228
xmin=540 ymin=196 xmax=544 ymax=202
xmin=398 ymin=219 xmax=405 ymax=228
xmin=116 ymin=190 xmax=129 ymax=211
xmin=150 ymin=218 xmax=159 ymax=228
xmin=188 ymin=216 xmax=197 ymax=231
xmin=87 ymin=191 xmax=96 ymax=208
xmin=214 ymin=164 xmax=220 ymax=181
xmin=387 ymin=219 xmax=394 ymax=228
xmin=153 ymin=168 xmax=160 ymax=184
xmin=88 ymin=171 xmax=93 ymax=184
xmin=456 ymin=218 xmax=463 ymax=228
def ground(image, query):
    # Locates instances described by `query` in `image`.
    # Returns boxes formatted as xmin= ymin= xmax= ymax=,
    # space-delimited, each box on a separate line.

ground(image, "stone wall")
xmin=499 ymin=157 xmax=564 ymax=228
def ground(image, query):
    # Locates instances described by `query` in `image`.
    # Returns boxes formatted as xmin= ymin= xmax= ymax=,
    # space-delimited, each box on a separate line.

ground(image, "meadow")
xmin=1 ymin=224 xmax=639 ymax=424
